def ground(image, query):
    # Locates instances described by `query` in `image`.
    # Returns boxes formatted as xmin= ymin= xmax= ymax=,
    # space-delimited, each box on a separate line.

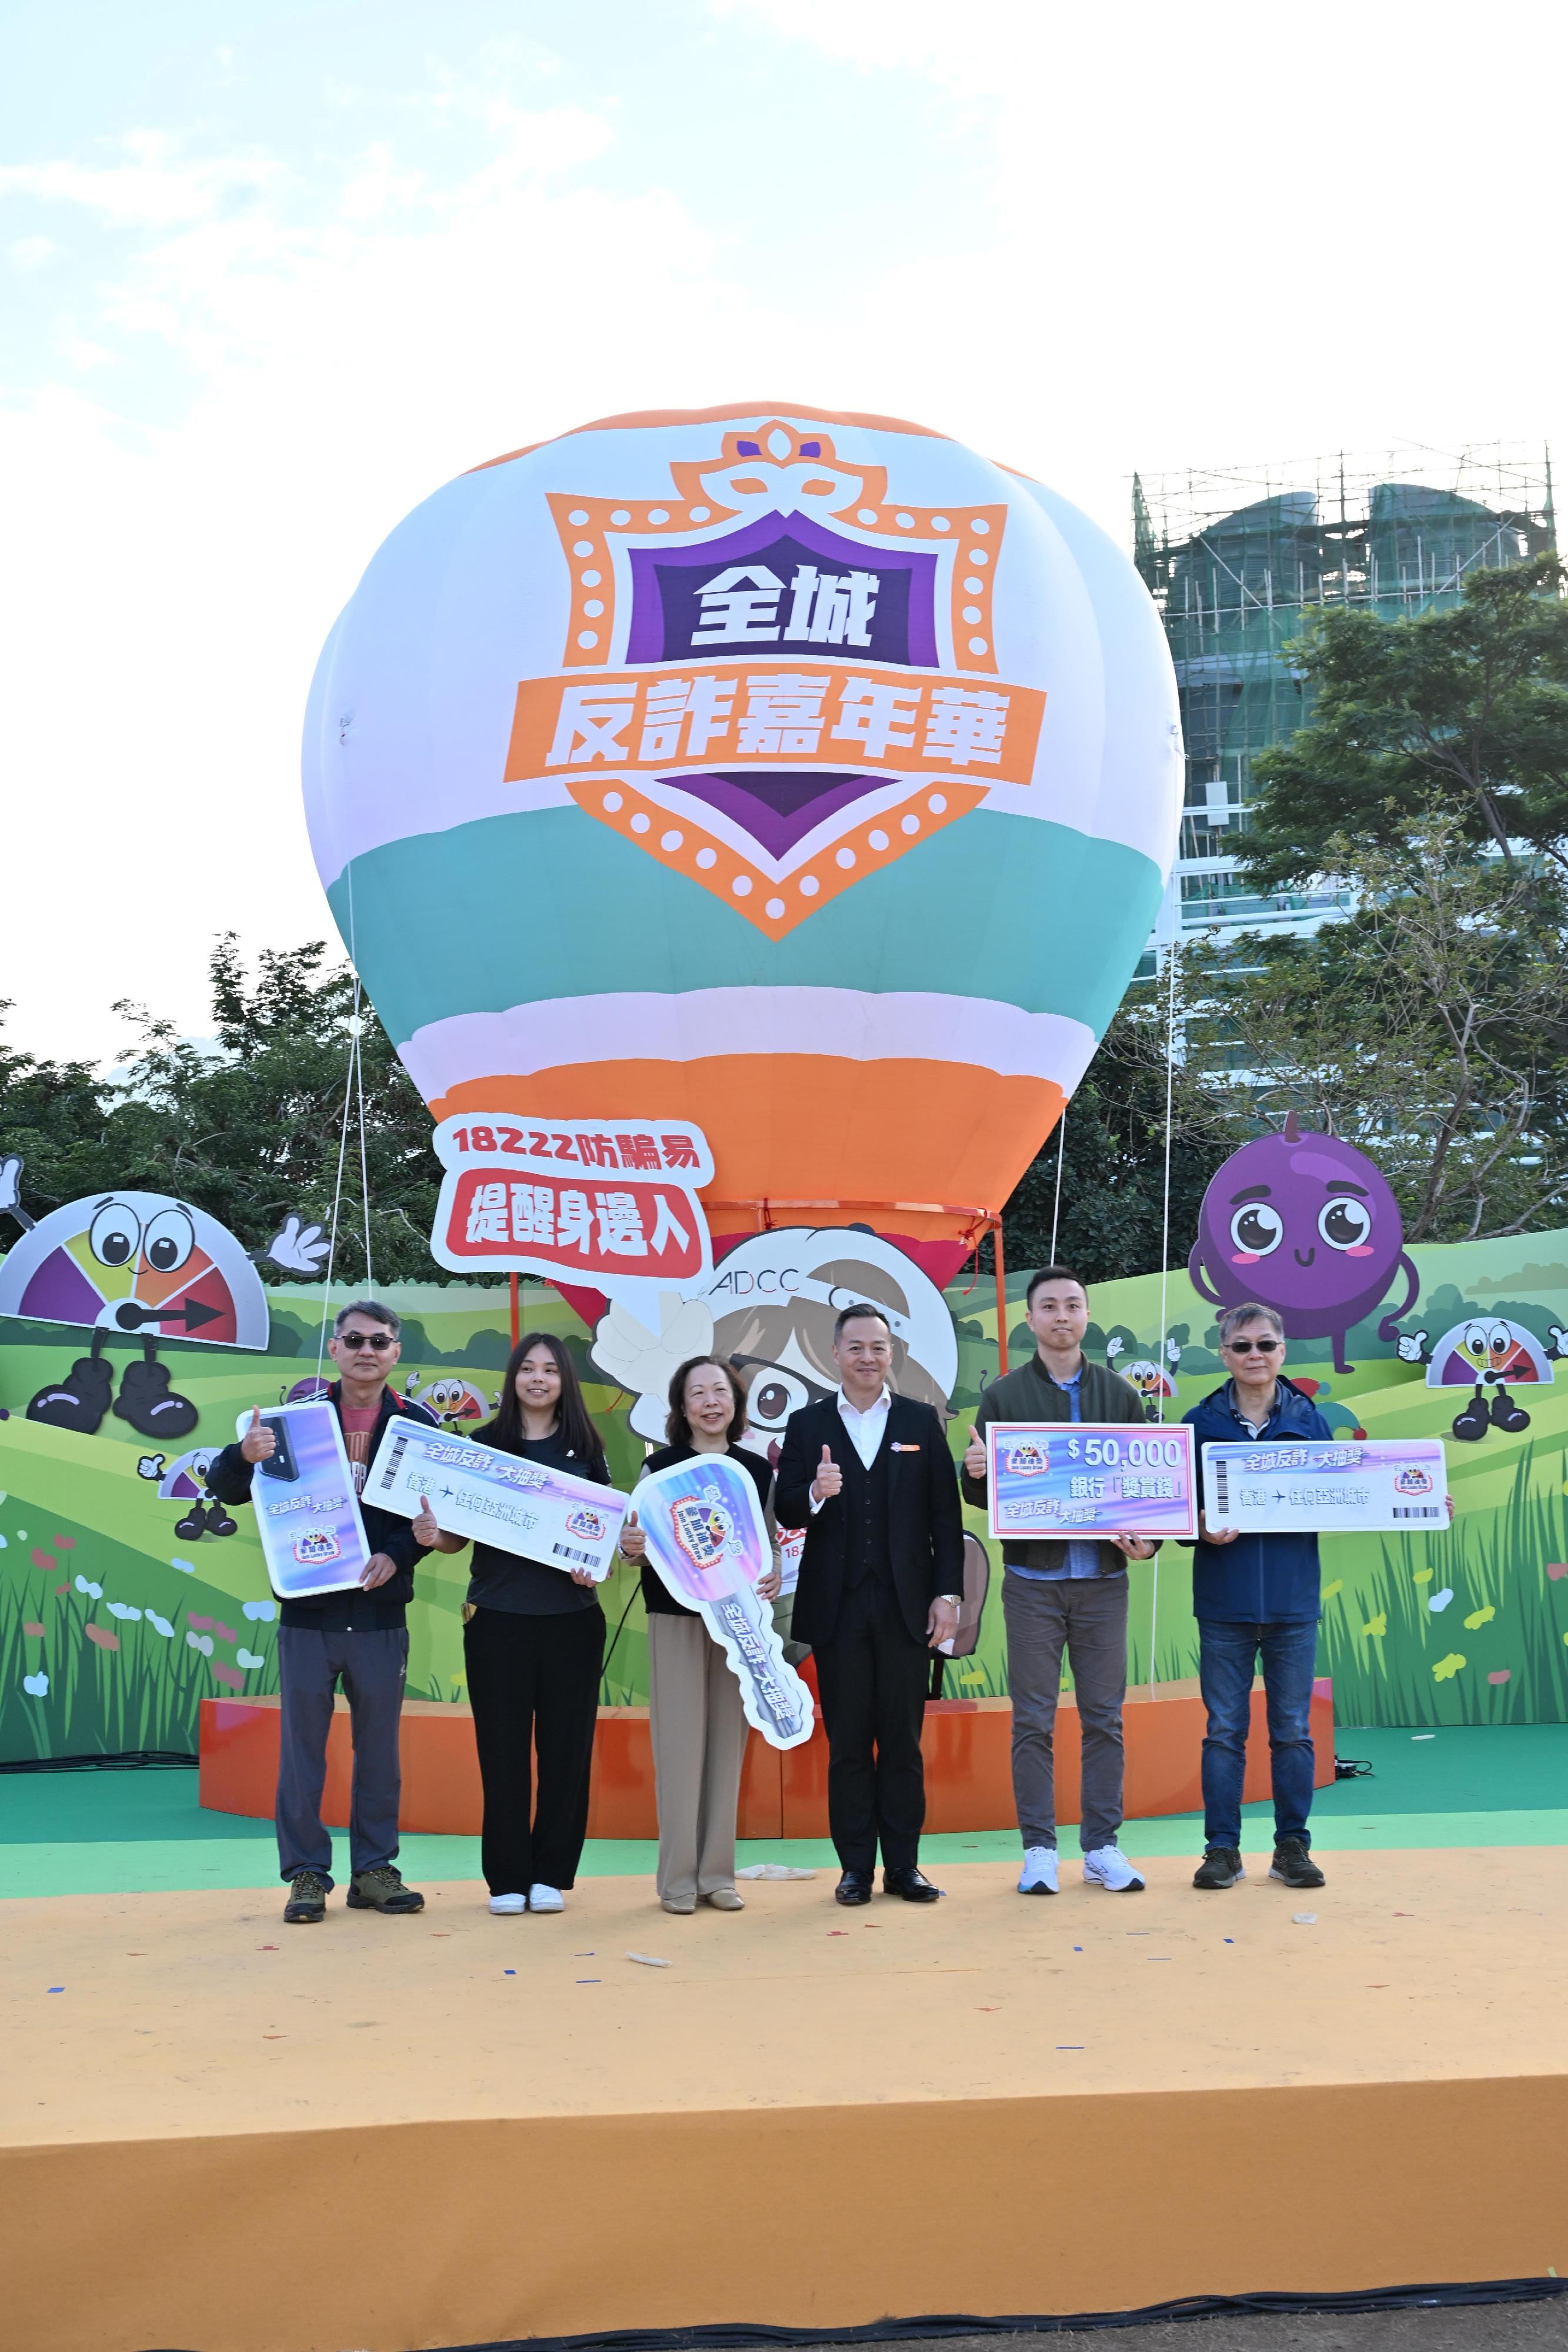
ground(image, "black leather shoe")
xmin=883 ymin=1865 xmax=943 ymax=1902
xmin=834 ymin=1870 xmax=873 ymax=1905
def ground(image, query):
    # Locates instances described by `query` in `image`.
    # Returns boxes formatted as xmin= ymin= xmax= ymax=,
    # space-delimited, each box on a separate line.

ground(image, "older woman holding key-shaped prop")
xmin=621 ymin=1356 xmax=788 ymax=1914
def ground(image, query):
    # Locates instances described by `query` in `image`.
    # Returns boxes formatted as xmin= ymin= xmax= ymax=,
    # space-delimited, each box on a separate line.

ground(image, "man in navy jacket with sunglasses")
xmin=1182 ymin=1301 xmax=1333 ymax=1895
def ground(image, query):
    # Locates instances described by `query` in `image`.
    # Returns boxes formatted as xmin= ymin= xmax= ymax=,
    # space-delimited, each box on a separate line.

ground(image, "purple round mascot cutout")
xmin=1189 ymin=1111 xmax=1418 ymax=1373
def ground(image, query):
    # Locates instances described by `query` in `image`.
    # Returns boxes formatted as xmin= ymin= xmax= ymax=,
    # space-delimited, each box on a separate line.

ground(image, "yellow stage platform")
xmin=4 ymin=1849 xmax=1567 ymax=2352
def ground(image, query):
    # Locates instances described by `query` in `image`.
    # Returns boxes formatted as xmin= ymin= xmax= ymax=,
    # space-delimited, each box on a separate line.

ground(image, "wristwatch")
xmin=938 ymin=1592 xmax=963 ymax=1608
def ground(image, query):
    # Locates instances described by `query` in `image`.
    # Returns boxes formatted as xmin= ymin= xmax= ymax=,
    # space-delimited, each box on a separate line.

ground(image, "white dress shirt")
xmin=809 ymin=1384 xmax=892 ymax=1509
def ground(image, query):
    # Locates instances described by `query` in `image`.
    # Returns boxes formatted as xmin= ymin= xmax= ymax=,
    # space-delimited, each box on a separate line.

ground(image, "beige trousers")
xmin=647 ymin=1612 xmax=748 ymax=1902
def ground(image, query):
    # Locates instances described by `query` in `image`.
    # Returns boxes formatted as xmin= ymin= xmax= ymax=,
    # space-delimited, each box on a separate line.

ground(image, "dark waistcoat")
xmin=840 ymin=1436 xmax=893 ymax=1588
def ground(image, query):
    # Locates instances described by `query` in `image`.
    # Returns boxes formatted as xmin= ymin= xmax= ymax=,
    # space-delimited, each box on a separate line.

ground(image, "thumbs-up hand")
xmin=963 ymin=1422 xmax=987 ymax=1480
xmin=619 ymin=1506 xmax=647 ymax=1561
xmin=811 ymin=1442 xmax=844 ymax=1504
xmin=239 ymin=1406 xmax=276 ymax=1466
xmin=411 ymin=1493 xmax=440 ymax=1546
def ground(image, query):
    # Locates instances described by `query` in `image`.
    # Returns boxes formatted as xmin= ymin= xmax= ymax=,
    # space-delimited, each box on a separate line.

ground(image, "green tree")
xmin=0 ymin=1013 xmax=123 ymax=1212
xmin=1237 ymin=554 xmax=1568 ymax=888
xmin=1000 ymin=977 xmax=1249 ymax=1283
xmin=1185 ymin=814 xmax=1568 ymax=1242
xmin=1 ymin=938 xmax=471 ymax=1285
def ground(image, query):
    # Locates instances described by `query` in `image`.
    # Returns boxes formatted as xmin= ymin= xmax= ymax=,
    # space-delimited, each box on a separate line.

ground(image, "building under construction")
xmin=1133 ymin=444 xmax=1556 ymax=951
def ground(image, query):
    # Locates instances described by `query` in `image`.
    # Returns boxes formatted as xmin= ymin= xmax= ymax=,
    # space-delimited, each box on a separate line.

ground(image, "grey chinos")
xmin=1002 ymin=1570 xmax=1128 ymax=1855
xmin=647 ymin=1613 xmax=748 ymax=1903
xmin=275 ymin=1622 xmax=409 ymax=1886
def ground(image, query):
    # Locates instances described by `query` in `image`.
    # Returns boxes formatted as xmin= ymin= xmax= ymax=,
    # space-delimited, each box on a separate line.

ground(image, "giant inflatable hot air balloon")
xmin=303 ymin=405 xmax=1181 ymax=1294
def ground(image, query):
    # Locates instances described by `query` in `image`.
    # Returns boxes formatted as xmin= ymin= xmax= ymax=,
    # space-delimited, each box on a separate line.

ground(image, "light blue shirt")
xmin=1005 ymin=1363 xmax=1102 ymax=1582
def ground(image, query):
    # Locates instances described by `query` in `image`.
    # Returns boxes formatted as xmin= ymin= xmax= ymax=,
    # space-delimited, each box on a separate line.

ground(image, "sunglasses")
xmin=336 ymin=1331 xmax=396 ymax=1351
xmin=1225 ymin=1336 xmax=1281 ymax=1354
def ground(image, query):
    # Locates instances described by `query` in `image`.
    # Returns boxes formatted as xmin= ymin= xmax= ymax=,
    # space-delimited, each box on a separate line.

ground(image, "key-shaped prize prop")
xmin=635 ymin=1451 xmax=814 ymax=1749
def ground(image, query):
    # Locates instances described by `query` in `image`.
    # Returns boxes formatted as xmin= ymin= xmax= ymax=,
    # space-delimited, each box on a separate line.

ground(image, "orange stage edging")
xmin=199 ymin=1684 xmax=1334 ymax=1840
xmin=5 ymin=2076 xmax=1564 ymax=2352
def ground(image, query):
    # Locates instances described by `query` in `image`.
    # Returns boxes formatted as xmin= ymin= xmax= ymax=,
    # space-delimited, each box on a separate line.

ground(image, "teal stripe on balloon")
xmin=327 ymin=806 xmax=1161 ymax=1049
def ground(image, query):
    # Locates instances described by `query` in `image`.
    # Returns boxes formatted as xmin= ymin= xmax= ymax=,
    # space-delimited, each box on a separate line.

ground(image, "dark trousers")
xmin=276 ymin=1623 xmax=408 ymax=1887
xmin=811 ymin=1578 xmax=929 ymax=1873
xmin=463 ymin=1604 xmax=605 ymax=1893
xmin=1198 ymin=1616 xmax=1318 ymax=1852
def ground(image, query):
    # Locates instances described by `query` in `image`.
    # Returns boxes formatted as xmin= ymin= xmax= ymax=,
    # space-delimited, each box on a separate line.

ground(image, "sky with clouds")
xmin=2 ymin=0 xmax=1562 ymax=1065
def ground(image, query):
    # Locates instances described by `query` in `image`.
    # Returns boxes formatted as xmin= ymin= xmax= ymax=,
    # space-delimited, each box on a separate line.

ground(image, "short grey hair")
xmin=1216 ymin=1301 xmax=1284 ymax=1346
xmin=333 ymin=1297 xmax=400 ymax=1338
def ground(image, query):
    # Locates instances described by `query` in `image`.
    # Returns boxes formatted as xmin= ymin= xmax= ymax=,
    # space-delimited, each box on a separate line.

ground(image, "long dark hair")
xmin=483 ymin=1331 xmax=602 ymax=1465
xmin=665 ymin=1354 xmax=747 ymax=1448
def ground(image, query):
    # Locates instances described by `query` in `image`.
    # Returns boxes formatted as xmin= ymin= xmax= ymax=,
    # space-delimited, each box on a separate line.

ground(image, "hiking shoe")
xmin=1018 ymin=1846 xmax=1059 ymax=1895
xmin=1083 ymin=1845 xmax=1145 ymax=1892
xmin=284 ymin=1870 xmax=329 ymax=1923
xmin=1269 ymin=1838 xmax=1325 ymax=1889
xmin=1193 ymin=1846 xmax=1245 ymax=1889
xmin=346 ymin=1864 xmax=424 ymax=1913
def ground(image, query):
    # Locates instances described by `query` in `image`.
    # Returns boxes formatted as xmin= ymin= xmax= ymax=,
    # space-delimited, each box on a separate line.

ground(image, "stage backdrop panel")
xmin=2 ymin=1230 xmax=1567 ymax=1762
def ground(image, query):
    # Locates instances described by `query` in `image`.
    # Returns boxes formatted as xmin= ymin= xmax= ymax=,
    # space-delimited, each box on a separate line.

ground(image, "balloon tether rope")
xmin=1151 ymin=936 xmax=1178 ymax=1696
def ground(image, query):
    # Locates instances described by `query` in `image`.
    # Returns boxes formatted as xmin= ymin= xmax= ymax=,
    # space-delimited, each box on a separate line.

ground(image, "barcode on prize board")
xmin=1212 ymin=1458 xmax=1229 ymax=1514
xmin=1392 ymin=1505 xmax=1442 ymax=1518
xmin=553 ymin=1541 xmax=598 ymax=1566
xmin=377 ymin=1426 xmax=412 ymax=1492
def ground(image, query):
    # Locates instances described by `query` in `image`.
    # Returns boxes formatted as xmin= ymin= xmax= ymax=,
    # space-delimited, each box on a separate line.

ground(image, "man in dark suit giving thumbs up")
xmin=775 ymin=1304 xmax=964 ymax=1906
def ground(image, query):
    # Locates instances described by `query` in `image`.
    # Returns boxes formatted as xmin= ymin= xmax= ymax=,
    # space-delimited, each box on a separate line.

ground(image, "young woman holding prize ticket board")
xmin=422 ymin=1332 xmax=614 ymax=1915
xmin=619 ymin=1357 xmax=783 ymax=1915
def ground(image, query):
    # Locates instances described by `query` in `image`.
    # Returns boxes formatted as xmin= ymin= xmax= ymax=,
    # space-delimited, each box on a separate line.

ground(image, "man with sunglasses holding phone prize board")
xmin=208 ymin=1298 xmax=444 ymax=1924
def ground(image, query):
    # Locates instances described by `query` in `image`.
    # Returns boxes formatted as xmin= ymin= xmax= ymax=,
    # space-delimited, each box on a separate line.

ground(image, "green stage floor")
xmin=3 ymin=1723 xmax=1566 ymax=1899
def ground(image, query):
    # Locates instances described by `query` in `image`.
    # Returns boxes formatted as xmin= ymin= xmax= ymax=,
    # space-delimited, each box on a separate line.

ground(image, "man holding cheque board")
xmin=1183 ymin=1299 xmax=1452 ymax=1896
xmin=962 ymin=1266 xmax=1166 ymax=1900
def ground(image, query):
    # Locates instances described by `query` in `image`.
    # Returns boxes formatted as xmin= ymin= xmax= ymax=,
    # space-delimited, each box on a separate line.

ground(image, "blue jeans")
xmin=1196 ymin=1618 xmax=1318 ymax=1852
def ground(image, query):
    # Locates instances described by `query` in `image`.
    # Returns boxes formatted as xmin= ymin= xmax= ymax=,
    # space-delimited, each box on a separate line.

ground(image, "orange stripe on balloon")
xmin=467 ymin=402 xmax=951 ymax=475
xmin=428 ymin=1055 xmax=1065 ymax=1244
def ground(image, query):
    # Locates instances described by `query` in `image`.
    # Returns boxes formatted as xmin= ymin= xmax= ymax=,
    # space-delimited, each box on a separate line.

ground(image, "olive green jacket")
xmin=960 ymin=1352 xmax=1155 ymax=1575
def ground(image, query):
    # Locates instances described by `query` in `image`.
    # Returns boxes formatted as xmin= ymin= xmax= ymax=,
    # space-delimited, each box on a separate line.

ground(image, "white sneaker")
xmin=1082 ymin=1845 xmax=1145 ymax=1892
xmin=528 ymin=1883 xmax=565 ymax=1913
xmin=1018 ymin=1846 xmax=1059 ymax=1895
xmin=488 ymin=1892 xmax=526 ymax=1915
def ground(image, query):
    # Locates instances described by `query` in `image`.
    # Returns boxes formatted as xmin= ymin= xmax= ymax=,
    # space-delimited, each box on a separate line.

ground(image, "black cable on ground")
xmin=0 ymin=1749 xmax=197 ymax=1774
xmin=415 ymin=2276 xmax=1568 ymax=2352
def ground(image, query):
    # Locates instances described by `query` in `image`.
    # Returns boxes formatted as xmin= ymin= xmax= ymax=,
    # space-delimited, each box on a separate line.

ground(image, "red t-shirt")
xmin=339 ymin=1401 xmax=380 ymax=1496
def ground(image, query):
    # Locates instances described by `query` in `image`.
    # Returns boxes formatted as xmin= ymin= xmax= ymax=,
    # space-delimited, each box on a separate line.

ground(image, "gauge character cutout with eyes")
xmin=1395 ymin=1315 xmax=1564 ymax=1441
xmin=0 ymin=1155 xmax=327 ymax=1438
xmin=1189 ymin=1114 xmax=1418 ymax=1375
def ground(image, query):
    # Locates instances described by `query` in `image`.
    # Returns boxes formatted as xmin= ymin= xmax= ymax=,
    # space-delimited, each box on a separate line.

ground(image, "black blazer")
xmin=775 ymin=1393 xmax=964 ymax=1649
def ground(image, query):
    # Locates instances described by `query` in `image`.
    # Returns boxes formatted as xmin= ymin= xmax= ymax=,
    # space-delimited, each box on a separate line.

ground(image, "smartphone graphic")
xmin=256 ymin=1414 xmax=300 ymax=1483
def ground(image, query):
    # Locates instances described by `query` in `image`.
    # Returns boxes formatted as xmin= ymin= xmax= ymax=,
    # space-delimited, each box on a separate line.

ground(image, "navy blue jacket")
xmin=1183 ymin=1377 xmax=1332 ymax=1625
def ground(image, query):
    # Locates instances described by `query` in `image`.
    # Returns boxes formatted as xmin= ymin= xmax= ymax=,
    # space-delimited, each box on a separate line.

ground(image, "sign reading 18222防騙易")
xmin=1201 ymin=1438 xmax=1451 ymax=1535
xmin=987 ymin=1421 xmax=1198 ymax=1542
xmin=428 ymin=1114 xmax=714 ymax=1289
